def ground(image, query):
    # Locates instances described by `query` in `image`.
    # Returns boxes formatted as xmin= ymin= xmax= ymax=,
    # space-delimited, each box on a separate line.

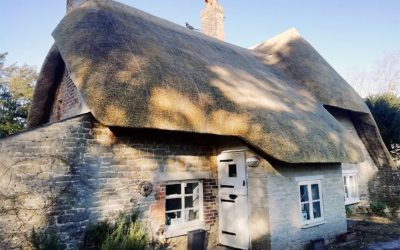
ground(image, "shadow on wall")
xmin=0 ymin=151 xmax=73 ymax=247
xmin=0 ymin=115 xmax=231 ymax=248
xmin=50 ymin=0 xmax=362 ymax=164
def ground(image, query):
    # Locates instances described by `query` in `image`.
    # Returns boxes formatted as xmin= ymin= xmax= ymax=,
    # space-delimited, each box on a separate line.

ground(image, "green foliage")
xmin=366 ymin=93 xmax=400 ymax=151
xmin=0 ymin=85 xmax=29 ymax=136
xmin=369 ymin=201 xmax=387 ymax=216
xmin=30 ymin=228 xmax=63 ymax=250
xmin=0 ymin=52 xmax=37 ymax=137
xmin=82 ymin=221 xmax=113 ymax=250
xmin=82 ymin=213 xmax=148 ymax=250
xmin=345 ymin=206 xmax=353 ymax=217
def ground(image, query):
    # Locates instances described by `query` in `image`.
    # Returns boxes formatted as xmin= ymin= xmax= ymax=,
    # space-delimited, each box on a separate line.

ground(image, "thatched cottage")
xmin=0 ymin=0 xmax=396 ymax=249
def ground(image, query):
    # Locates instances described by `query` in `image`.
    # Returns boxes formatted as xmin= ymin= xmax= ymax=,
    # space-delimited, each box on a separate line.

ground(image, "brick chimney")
xmin=201 ymin=0 xmax=224 ymax=41
xmin=67 ymin=0 xmax=88 ymax=13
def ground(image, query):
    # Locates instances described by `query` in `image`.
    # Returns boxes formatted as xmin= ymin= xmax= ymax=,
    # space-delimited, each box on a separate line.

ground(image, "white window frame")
xmin=298 ymin=179 xmax=325 ymax=228
xmin=164 ymin=180 xmax=204 ymax=235
xmin=343 ymin=170 xmax=360 ymax=205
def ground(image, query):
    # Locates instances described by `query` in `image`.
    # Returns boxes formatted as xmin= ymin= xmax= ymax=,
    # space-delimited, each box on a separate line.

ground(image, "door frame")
xmin=217 ymin=149 xmax=250 ymax=249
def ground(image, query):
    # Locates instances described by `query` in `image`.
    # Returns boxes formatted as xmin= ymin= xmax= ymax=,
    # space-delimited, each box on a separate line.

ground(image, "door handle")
xmin=229 ymin=194 xmax=238 ymax=200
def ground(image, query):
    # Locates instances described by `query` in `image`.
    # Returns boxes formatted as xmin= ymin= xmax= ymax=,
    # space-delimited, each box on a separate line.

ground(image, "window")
xmin=343 ymin=170 xmax=359 ymax=205
xmin=298 ymin=180 xmax=324 ymax=226
xmin=165 ymin=181 xmax=203 ymax=227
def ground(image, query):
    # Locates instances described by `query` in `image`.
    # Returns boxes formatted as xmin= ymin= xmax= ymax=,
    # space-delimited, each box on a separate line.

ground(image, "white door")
xmin=218 ymin=151 xmax=250 ymax=249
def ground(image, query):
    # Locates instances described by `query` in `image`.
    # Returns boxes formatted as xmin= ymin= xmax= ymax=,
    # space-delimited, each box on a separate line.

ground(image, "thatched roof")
xmin=28 ymin=44 xmax=65 ymax=126
xmin=251 ymin=28 xmax=394 ymax=168
xmin=251 ymin=28 xmax=369 ymax=113
xmin=29 ymin=0 xmax=368 ymax=164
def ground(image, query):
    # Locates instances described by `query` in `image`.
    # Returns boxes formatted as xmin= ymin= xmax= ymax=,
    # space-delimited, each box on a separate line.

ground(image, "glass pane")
xmin=301 ymin=203 xmax=310 ymax=221
xmin=228 ymin=164 xmax=237 ymax=177
xmin=185 ymin=182 xmax=199 ymax=194
xmin=300 ymin=185 xmax=308 ymax=202
xmin=313 ymin=201 xmax=322 ymax=218
xmin=344 ymin=186 xmax=349 ymax=198
xmin=185 ymin=196 xmax=194 ymax=208
xmin=185 ymin=209 xmax=199 ymax=222
xmin=166 ymin=211 xmax=181 ymax=225
xmin=311 ymin=184 xmax=320 ymax=200
xmin=166 ymin=198 xmax=182 ymax=211
xmin=166 ymin=184 xmax=181 ymax=196
xmin=349 ymin=176 xmax=354 ymax=188
xmin=343 ymin=176 xmax=347 ymax=186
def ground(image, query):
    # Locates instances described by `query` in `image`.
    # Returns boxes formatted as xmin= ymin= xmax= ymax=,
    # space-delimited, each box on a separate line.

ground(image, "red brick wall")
xmin=48 ymin=70 xmax=83 ymax=123
xmin=150 ymin=179 xmax=218 ymax=231
xmin=203 ymin=179 xmax=218 ymax=226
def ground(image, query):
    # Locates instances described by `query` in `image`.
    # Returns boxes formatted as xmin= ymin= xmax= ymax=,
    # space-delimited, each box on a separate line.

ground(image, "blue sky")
xmin=1 ymin=0 xmax=399 ymax=79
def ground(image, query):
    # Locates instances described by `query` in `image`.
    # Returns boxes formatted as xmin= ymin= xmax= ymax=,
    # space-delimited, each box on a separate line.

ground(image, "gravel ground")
xmin=327 ymin=215 xmax=400 ymax=250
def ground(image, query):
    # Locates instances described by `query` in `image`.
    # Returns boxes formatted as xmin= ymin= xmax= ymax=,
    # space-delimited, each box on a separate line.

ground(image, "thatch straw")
xmin=28 ymin=44 xmax=65 ymax=127
xmin=31 ymin=0 xmax=368 ymax=164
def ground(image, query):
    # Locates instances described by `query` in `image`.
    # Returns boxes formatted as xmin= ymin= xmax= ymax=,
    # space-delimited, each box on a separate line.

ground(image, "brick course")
xmin=49 ymin=71 xmax=85 ymax=123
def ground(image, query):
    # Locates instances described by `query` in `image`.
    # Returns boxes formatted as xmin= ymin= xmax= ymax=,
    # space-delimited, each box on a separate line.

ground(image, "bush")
xmin=30 ymin=228 xmax=63 ymax=250
xmin=369 ymin=201 xmax=387 ymax=216
xmin=82 ymin=221 xmax=113 ymax=250
xmin=82 ymin=212 xmax=148 ymax=250
xmin=345 ymin=206 xmax=353 ymax=217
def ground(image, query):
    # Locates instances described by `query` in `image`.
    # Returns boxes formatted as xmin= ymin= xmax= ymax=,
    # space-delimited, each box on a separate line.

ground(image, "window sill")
xmin=345 ymin=199 xmax=360 ymax=205
xmin=301 ymin=220 xmax=326 ymax=229
xmin=164 ymin=221 xmax=209 ymax=238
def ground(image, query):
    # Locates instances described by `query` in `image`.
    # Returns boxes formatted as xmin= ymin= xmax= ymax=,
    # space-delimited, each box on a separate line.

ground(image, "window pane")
xmin=300 ymin=185 xmax=308 ymax=202
xmin=185 ymin=182 xmax=199 ymax=194
xmin=311 ymin=184 xmax=320 ymax=200
xmin=344 ymin=186 xmax=349 ymax=198
xmin=301 ymin=203 xmax=310 ymax=221
xmin=166 ymin=198 xmax=182 ymax=211
xmin=228 ymin=164 xmax=237 ymax=177
xmin=313 ymin=201 xmax=322 ymax=218
xmin=166 ymin=211 xmax=181 ymax=225
xmin=185 ymin=208 xmax=199 ymax=222
xmin=185 ymin=196 xmax=194 ymax=208
xmin=166 ymin=184 xmax=181 ymax=196
xmin=343 ymin=176 xmax=347 ymax=186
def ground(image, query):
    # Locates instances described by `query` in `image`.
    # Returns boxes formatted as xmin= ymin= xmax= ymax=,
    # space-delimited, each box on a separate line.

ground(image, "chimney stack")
xmin=67 ymin=0 xmax=88 ymax=13
xmin=201 ymin=0 xmax=224 ymax=41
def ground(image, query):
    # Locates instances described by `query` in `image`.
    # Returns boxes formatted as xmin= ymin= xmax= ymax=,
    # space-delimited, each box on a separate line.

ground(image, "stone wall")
xmin=0 ymin=112 xmax=356 ymax=249
xmin=333 ymin=111 xmax=378 ymax=203
xmin=330 ymin=109 xmax=400 ymax=215
xmin=246 ymin=150 xmax=347 ymax=250
xmin=0 ymin=114 xmax=223 ymax=249
xmin=265 ymin=162 xmax=347 ymax=250
xmin=369 ymin=169 xmax=400 ymax=216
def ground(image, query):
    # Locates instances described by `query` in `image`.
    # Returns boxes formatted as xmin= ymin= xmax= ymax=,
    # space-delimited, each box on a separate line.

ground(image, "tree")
xmin=344 ymin=51 xmax=400 ymax=97
xmin=365 ymin=93 xmax=400 ymax=151
xmin=0 ymin=53 xmax=37 ymax=137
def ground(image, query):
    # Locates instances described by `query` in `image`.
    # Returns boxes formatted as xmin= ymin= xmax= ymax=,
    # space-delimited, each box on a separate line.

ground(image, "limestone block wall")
xmin=0 ymin=114 xmax=221 ymax=249
xmin=247 ymin=150 xmax=346 ymax=250
xmin=266 ymin=163 xmax=346 ymax=250
xmin=333 ymin=112 xmax=378 ymax=203
xmin=246 ymin=151 xmax=270 ymax=250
